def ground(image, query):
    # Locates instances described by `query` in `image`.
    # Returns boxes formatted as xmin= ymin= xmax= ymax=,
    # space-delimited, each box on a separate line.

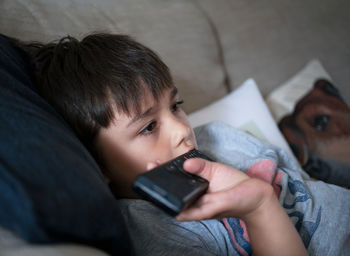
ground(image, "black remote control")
xmin=132 ymin=149 xmax=212 ymax=216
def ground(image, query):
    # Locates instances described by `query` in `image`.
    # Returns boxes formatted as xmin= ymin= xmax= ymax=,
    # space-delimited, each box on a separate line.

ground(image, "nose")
xmin=169 ymin=116 xmax=192 ymax=149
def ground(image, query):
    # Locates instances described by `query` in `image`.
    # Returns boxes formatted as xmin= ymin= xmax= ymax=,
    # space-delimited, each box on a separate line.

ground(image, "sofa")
xmin=0 ymin=0 xmax=349 ymax=255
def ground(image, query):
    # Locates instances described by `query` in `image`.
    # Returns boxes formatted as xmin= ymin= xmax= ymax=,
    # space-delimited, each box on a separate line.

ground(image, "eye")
xmin=172 ymin=100 xmax=184 ymax=112
xmin=313 ymin=115 xmax=330 ymax=131
xmin=140 ymin=121 xmax=157 ymax=135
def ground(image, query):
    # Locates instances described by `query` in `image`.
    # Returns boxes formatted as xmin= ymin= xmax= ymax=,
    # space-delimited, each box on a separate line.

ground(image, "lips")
xmin=186 ymin=146 xmax=195 ymax=153
xmin=185 ymin=140 xmax=196 ymax=152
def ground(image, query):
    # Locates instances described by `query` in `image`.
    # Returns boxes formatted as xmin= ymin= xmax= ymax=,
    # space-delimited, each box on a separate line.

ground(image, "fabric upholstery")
xmin=0 ymin=0 xmax=229 ymax=113
xmin=1 ymin=0 xmax=349 ymax=109
xmin=196 ymin=0 xmax=350 ymax=102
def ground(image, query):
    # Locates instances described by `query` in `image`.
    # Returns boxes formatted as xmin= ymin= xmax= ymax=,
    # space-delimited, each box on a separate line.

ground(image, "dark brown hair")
xmin=18 ymin=33 xmax=173 ymax=163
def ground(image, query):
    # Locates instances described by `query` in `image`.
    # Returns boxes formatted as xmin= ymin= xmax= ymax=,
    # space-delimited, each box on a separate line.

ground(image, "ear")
xmin=314 ymin=79 xmax=343 ymax=101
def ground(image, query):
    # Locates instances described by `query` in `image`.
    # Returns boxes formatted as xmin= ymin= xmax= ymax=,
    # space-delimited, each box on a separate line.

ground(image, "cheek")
xmin=328 ymin=112 xmax=350 ymax=136
xmin=97 ymin=135 xmax=147 ymax=177
xmin=102 ymin=144 xmax=155 ymax=198
xmin=180 ymin=113 xmax=197 ymax=145
xmin=103 ymin=146 xmax=145 ymax=176
xmin=117 ymin=139 xmax=171 ymax=168
xmin=133 ymin=139 xmax=173 ymax=164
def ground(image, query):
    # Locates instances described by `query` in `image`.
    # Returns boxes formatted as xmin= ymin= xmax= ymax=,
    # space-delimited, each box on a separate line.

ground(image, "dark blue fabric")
xmin=0 ymin=35 xmax=130 ymax=255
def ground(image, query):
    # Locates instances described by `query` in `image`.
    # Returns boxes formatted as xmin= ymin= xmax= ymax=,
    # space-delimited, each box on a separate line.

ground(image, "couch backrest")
xmin=0 ymin=0 xmax=230 ymax=113
xmin=1 ymin=0 xmax=349 ymax=106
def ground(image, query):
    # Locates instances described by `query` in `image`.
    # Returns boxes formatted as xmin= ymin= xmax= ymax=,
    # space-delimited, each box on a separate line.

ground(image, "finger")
xmin=176 ymin=194 xmax=218 ymax=221
xmin=146 ymin=162 xmax=159 ymax=170
xmin=184 ymin=158 xmax=239 ymax=183
xmin=176 ymin=190 xmax=238 ymax=221
xmin=183 ymin=158 xmax=214 ymax=180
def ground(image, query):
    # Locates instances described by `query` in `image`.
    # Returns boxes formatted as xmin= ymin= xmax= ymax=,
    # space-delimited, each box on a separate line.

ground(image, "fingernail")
xmin=184 ymin=158 xmax=200 ymax=172
xmin=146 ymin=163 xmax=154 ymax=170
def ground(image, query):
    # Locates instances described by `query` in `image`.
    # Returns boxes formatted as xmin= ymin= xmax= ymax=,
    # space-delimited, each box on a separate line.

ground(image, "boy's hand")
xmin=176 ymin=158 xmax=274 ymax=222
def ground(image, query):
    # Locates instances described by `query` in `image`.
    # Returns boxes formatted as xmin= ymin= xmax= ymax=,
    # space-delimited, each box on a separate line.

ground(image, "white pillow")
xmin=266 ymin=59 xmax=332 ymax=122
xmin=188 ymin=79 xmax=296 ymax=161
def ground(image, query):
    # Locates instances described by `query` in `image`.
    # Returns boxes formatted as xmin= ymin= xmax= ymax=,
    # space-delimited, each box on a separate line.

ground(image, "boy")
xmin=20 ymin=33 xmax=349 ymax=255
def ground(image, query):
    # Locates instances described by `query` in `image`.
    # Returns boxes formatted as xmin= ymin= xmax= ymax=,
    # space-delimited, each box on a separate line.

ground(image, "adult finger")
xmin=183 ymin=158 xmax=217 ymax=180
xmin=176 ymin=189 xmax=238 ymax=221
xmin=184 ymin=158 xmax=247 ymax=192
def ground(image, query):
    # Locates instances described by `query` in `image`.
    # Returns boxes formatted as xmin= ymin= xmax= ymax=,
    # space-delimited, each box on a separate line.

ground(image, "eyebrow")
xmin=170 ymin=87 xmax=178 ymax=99
xmin=127 ymin=87 xmax=178 ymax=128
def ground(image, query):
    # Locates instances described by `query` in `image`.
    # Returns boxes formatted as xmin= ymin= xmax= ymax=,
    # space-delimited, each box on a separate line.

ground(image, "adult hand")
xmin=176 ymin=158 xmax=274 ymax=222
xmin=175 ymin=159 xmax=307 ymax=256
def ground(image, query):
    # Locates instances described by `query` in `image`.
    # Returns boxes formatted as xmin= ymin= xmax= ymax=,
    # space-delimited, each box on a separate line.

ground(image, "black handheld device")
xmin=132 ymin=149 xmax=212 ymax=216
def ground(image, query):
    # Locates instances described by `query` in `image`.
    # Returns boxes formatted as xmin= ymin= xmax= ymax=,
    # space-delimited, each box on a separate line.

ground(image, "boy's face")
xmin=95 ymin=87 xmax=197 ymax=198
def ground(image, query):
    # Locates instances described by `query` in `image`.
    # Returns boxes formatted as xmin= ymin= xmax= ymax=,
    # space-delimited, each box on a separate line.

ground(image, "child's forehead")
xmin=139 ymin=86 xmax=178 ymax=110
xmin=139 ymin=85 xmax=178 ymax=103
xmin=113 ymin=86 xmax=178 ymax=118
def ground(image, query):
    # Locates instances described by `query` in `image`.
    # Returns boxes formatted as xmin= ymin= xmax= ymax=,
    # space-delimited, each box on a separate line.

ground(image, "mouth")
xmin=187 ymin=146 xmax=195 ymax=153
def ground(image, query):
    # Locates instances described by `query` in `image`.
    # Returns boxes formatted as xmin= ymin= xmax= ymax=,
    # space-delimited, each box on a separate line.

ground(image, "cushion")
xmin=188 ymin=79 xmax=296 ymax=161
xmin=278 ymin=78 xmax=350 ymax=187
xmin=266 ymin=59 xmax=331 ymax=121
xmin=0 ymin=35 xmax=129 ymax=254
xmin=268 ymin=60 xmax=350 ymax=187
xmin=0 ymin=0 xmax=228 ymax=113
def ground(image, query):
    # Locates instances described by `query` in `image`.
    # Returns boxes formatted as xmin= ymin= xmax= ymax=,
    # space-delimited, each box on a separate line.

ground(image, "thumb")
xmin=184 ymin=158 xmax=247 ymax=193
xmin=183 ymin=158 xmax=215 ymax=181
